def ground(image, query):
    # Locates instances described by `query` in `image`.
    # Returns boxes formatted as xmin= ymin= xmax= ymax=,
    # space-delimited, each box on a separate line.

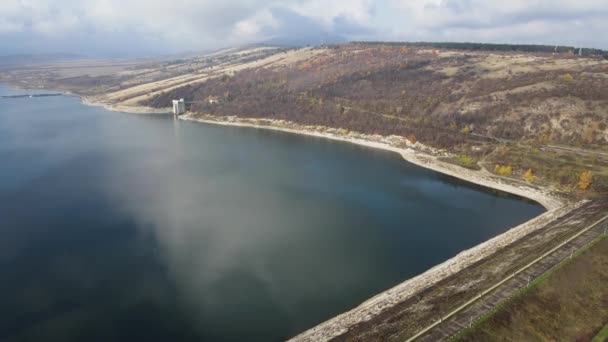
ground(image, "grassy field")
xmin=594 ymin=324 xmax=608 ymax=342
xmin=457 ymin=235 xmax=608 ymax=341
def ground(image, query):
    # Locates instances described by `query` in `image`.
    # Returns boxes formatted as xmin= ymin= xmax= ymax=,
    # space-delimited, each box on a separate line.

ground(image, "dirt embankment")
xmin=458 ymin=235 xmax=608 ymax=342
xmin=81 ymin=96 xmax=170 ymax=114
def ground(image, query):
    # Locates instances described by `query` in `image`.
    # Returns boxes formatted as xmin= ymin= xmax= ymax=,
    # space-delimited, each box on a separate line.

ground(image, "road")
xmin=413 ymin=209 xmax=608 ymax=341
xmin=542 ymin=144 xmax=608 ymax=159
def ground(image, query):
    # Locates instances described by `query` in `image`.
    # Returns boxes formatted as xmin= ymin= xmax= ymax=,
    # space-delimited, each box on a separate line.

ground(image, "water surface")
xmin=0 ymin=85 xmax=544 ymax=341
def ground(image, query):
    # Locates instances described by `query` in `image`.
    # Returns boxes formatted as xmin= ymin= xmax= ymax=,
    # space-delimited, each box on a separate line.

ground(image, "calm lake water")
xmin=0 ymin=85 xmax=544 ymax=341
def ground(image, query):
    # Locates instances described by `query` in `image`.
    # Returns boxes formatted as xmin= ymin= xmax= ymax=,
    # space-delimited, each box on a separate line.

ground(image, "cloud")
xmin=232 ymin=10 xmax=280 ymax=41
xmin=384 ymin=0 xmax=608 ymax=48
xmin=0 ymin=0 xmax=607 ymax=56
xmin=288 ymin=0 xmax=373 ymax=28
xmin=0 ymin=0 xmax=374 ymax=55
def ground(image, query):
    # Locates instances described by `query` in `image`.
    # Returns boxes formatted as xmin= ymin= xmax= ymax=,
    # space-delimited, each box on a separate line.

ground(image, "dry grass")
xmin=457 ymin=235 xmax=608 ymax=342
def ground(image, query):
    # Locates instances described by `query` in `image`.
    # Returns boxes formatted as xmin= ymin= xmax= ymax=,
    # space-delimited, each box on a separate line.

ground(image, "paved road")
xmin=414 ymin=211 xmax=608 ymax=341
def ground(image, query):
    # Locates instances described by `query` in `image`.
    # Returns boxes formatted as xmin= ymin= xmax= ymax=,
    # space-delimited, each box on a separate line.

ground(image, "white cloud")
xmin=0 ymin=1 xmax=259 ymax=55
xmin=232 ymin=9 xmax=280 ymax=42
xmin=385 ymin=0 xmax=608 ymax=48
xmin=1 ymin=0 xmax=607 ymax=55
xmin=0 ymin=0 xmax=374 ymax=47
xmin=288 ymin=0 xmax=373 ymax=27
xmin=0 ymin=20 xmax=22 ymax=33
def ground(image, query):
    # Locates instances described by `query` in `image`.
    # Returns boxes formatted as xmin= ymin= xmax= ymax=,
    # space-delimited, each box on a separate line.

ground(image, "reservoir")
xmin=0 ymin=85 xmax=543 ymax=341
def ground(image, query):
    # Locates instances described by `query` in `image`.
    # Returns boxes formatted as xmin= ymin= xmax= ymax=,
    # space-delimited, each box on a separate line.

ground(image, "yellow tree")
xmin=495 ymin=164 xmax=513 ymax=176
xmin=523 ymin=169 xmax=537 ymax=182
xmin=578 ymin=170 xmax=593 ymax=190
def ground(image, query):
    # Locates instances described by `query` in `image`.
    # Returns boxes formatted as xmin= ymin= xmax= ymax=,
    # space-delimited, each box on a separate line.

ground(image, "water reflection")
xmin=0 ymin=87 xmax=544 ymax=341
xmin=99 ymin=118 xmax=394 ymax=339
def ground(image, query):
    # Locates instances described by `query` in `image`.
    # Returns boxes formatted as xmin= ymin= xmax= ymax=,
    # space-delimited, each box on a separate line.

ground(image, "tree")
xmin=495 ymin=164 xmax=513 ymax=176
xmin=458 ymin=155 xmax=477 ymax=167
xmin=523 ymin=168 xmax=537 ymax=182
xmin=582 ymin=125 xmax=595 ymax=144
xmin=578 ymin=170 xmax=593 ymax=190
xmin=562 ymin=73 xmax=574 ymax=83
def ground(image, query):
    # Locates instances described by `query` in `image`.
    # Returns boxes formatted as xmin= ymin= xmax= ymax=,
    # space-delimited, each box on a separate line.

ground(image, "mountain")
xmin=0 ymin=53 xmax=86 ymax=66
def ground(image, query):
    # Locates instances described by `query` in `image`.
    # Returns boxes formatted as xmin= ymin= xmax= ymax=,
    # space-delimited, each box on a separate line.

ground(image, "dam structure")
xmin=172 ymin=98 xmax=185 ymax=116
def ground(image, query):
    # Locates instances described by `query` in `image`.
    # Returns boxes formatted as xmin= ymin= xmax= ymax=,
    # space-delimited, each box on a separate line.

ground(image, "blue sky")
xmin=1 ymin=0 xmax=608 ymax=57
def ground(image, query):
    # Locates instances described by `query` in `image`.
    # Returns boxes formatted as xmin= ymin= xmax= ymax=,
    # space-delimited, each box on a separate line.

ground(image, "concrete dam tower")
xmin=172 ymin=99 xmax=185 ymax=117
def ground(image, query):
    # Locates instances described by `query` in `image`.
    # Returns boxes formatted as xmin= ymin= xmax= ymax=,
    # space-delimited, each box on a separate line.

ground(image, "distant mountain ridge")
xmin=0 ymin=53 xmax=86 ymax=66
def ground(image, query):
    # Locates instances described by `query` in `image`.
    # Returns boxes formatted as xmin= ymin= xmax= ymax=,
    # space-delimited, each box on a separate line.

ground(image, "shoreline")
xmin=179 ymin=113 xmax=563 ymax=210
xmin=70 ymin=92 xmax=566 ymax=209
xmin=81 ymin=96 xmax=170 ymax=114
xmin=175 ymin=113 xmax=576 ymax=341
xmin=70 ymin=95 xmax=577 ymax=341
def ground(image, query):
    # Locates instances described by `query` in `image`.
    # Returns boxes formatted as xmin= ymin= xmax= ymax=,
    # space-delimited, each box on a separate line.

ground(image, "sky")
xmin=1 ymin=0 xmax=608 ymax=57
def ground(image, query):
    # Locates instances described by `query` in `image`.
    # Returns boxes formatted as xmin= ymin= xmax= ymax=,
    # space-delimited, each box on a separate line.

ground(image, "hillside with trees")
xmin=139 ymin=44 xmax=608 ymax=193
xmin=3 ymin=42 xmax=607 ymax=193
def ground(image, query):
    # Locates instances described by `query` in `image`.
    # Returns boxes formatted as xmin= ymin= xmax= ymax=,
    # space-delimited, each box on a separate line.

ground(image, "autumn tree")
xmin=523 ymin=168 xmax=537 ymax=182
xmin=578 ymin=170 xmax=593 ymax=190
xmin=458 ymin=155 xmax=477 ymax=167
xmin=562 ymin=73 xmax=574 ymax=83
xmin=495 ymin=164 xmax=513 ymax=176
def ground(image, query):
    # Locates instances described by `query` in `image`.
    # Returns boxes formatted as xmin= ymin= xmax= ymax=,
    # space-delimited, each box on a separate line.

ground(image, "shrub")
xmin=579 ymin=170 xmax=593 ymax=190
xmin=495 ymin=164 xmax=513 ymax=176
xmin=562 ymin=73 xmax=574 ymax=83
xmin=523 ymin=168 xmax=537 ymax=182
xmin=458 ymin=154 xmax=477 ymax=167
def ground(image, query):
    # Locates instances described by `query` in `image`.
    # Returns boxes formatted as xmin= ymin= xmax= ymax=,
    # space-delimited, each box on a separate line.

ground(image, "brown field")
xmin=457 ymin=235 xmax=608 ymax=342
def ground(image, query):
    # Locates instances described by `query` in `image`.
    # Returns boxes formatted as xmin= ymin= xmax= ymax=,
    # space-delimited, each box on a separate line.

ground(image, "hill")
xmin=3 ymin=42 xmax=608 ymax=193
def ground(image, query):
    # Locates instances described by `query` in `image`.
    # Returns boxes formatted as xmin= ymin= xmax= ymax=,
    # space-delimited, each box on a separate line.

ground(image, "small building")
xmin=172 ymin=99 xmax=185 ymax=115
